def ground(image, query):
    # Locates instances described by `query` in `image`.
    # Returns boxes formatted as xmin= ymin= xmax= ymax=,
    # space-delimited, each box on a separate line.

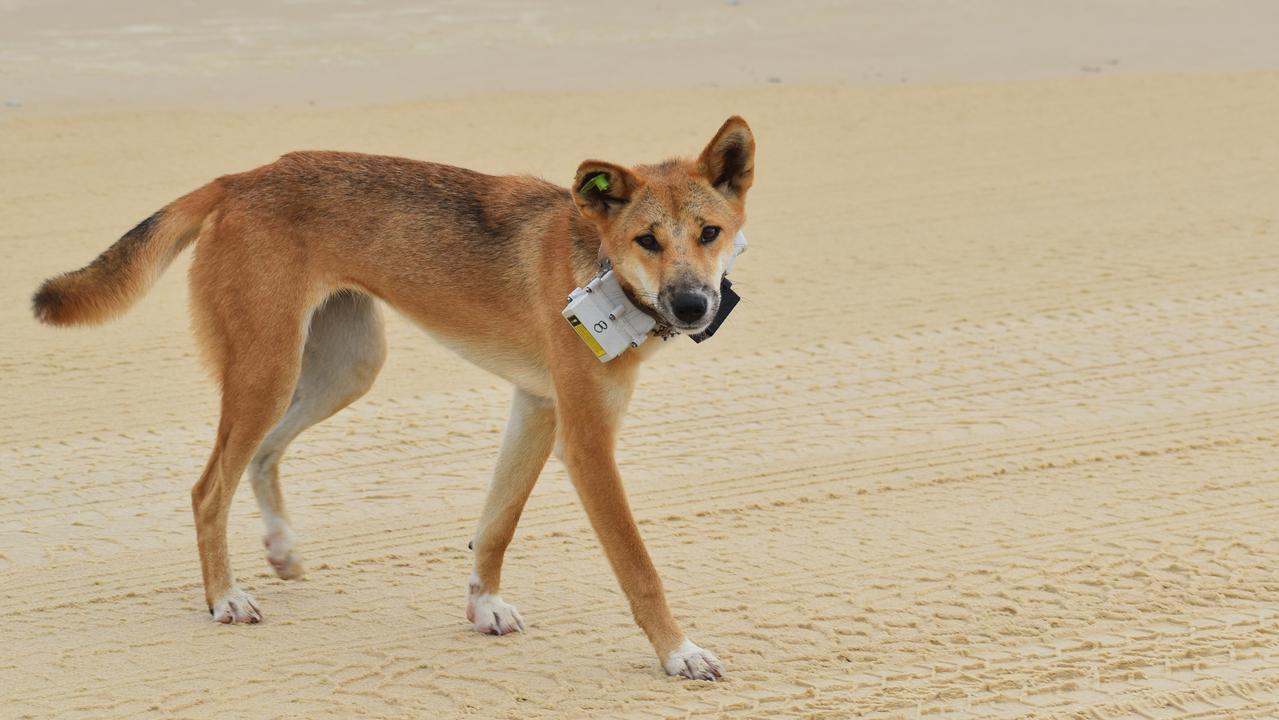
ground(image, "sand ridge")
xmin=3 ymin=72 xmax=1279 ymax=717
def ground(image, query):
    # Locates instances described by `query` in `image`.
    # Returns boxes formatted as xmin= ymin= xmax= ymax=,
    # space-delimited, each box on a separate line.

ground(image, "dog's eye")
xmin=635 ymin=234 xmax=661 ymax=251
xmin=700 ymin=226 xmax=721 ymax=243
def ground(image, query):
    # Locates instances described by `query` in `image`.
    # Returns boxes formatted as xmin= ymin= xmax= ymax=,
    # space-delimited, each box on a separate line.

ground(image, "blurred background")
xmin=2 ymin=0 xmax=1276 ymax=112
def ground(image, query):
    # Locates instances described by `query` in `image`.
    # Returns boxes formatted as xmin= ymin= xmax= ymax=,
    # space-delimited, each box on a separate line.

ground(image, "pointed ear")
xmin=699 ymin=116 xmax=755 ymax=200
xmin=573 ymin=160 xmax=639 ymax=222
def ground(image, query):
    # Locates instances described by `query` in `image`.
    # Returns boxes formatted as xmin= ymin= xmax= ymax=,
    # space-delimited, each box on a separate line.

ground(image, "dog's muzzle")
xmin=561 ymin=230 xmax=748 ymax=361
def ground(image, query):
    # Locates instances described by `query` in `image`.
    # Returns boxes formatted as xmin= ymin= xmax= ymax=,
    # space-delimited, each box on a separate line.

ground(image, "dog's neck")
xmin=566 ymin=212 xmax=604 ymax=280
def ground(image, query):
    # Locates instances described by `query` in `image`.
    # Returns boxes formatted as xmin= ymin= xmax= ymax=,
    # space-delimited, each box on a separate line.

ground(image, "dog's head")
xmin=573 ymin=116 xmax=754 ymax=334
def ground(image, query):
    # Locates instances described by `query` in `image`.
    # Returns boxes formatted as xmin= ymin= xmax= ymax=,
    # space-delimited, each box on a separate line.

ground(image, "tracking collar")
xmin=561 ymin=230 xmax=747 ymax=362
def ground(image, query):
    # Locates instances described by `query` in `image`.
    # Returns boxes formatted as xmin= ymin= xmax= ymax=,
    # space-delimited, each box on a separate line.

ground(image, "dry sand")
xmin=4 ymin=3 xmax=1279 ymax=719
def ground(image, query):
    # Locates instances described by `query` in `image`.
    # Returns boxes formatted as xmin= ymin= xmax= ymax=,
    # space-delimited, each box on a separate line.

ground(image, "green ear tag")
xmin=582 ymin=173 xmax=610 ymax=193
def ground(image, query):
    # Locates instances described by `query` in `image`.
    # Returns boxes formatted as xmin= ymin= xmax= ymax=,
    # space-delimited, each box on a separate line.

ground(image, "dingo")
xmin=33 ymin=117 xmax=755 ymax=680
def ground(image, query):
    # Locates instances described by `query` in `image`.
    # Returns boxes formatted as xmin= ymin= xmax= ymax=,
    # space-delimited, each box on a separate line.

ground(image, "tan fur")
xmin=33 ymin=185 xmax=223 ymax=326
xmin=32 ymin=117 xmax=755 ymax=679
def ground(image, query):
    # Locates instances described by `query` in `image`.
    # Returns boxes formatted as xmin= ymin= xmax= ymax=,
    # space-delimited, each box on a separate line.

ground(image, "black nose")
xmin=671 ymin=292 xmax=708 ymax=324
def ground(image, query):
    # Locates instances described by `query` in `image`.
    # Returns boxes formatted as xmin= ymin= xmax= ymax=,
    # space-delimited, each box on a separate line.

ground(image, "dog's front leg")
xmin=555 ymin=371 xmax=725 ymax=680
xmin=467 ymin=388 xmax=557 ymax=635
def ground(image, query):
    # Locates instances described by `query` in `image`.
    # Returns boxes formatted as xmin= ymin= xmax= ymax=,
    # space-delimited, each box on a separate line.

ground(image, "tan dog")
xmin=32 ymin=117 xmax=754 ymax=680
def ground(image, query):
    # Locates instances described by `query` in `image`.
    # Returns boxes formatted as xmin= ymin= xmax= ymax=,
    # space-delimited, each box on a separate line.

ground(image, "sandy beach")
xmin=3 ymin=2 xmax=1279 ymax=718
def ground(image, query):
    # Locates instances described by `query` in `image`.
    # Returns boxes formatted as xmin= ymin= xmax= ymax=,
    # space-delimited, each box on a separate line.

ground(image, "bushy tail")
xmin=32 ymin=183 xmax=222 ymax=326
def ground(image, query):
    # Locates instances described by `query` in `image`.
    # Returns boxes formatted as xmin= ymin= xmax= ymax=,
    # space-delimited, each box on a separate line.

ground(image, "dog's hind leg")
xmin=248 ymin=291 xmax=387 ymax=580
xmin=467 ymin=388 xmax=556 ymax=634
xmin=190 ymin=312 xmax=308 ymax=623
xmin=186 ymin=220 xmax=328 ymax=624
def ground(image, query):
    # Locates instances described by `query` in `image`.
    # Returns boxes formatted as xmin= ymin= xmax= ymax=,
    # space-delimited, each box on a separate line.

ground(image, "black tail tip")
xmin=32 ymin=280 xmax=67 ymax=325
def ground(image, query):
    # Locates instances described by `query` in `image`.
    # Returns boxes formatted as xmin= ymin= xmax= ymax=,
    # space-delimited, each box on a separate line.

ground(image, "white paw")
xmin=210 ymin=587 xmax=262 ymax=624
xmin=664 ymin=639 xmax=725 ymax=681
xmin=466 ymin=576 xmax=525 ymax=635
xmin=468 ymin=593 xmax=525 ymax=635
xmin=264 ymin=531 xmax=305 ymax=580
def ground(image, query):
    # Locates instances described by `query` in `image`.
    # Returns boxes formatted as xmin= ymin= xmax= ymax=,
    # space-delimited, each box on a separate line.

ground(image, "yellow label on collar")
xmin=567 ymin=315 xmax=607 ymax=358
